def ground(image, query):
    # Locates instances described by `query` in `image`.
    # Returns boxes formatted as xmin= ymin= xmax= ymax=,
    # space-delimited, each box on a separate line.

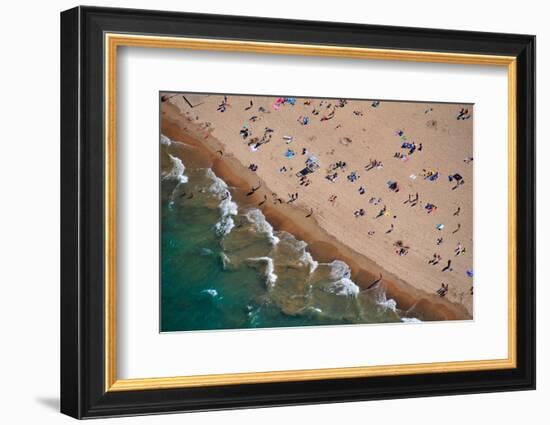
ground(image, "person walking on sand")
xmin=441 ymin=259 xmax=453 ymax=272
xmin=437 ymin=283 xmax=449 ymax=297
xmin=364 ymin=273 xmax=383 ymax=290
xmin=246 ymin=182 xmax=262 ymax=196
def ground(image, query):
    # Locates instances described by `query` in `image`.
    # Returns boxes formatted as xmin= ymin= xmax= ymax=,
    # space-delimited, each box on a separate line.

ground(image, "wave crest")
xmin=247 ymin=256 xmax=278 ymax=288
xmin=160 ymin=134 xmax=172 ymax=146
xmin=163 ymin=154 xmax=189 ymax=184
xmin=245 ymin=209 xmax=280 ymax=245
xmin=205 ymin=168 xmax=238 ymax=236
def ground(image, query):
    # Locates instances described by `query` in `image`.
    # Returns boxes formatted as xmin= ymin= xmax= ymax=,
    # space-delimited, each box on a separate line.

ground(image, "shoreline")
xmin=161 ymin=101 xmax=471 ymax=321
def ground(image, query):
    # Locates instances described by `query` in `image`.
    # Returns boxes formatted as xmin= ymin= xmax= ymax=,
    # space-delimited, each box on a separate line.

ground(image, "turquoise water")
xmin=160 ymin=135 xmax=403 ymax=332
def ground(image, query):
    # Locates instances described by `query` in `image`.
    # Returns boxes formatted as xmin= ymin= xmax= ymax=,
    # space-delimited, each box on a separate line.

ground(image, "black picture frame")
xmin=60 ymin=5 xmax=536 ymax=419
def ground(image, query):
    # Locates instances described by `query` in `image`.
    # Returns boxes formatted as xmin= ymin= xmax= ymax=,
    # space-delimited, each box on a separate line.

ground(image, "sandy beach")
xmin=161 ymin=93 xmax=474 ymax=321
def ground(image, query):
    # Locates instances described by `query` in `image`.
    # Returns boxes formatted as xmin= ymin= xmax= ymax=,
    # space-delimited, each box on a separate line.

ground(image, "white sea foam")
xmin=327 ymin=278 xmax=360 ymax=297
xmin=324 ymin=260 xmax=360 ymax=297
xmin=214 ymin=211 xmax=236 ymax=236
xmin=163 ymin=154 xmax=189 ymax=184
xmin=248 ymin=256 xmax=278 ymax=288
xmin=301 ymin=251 xmax=319 ymax=274
xmin=279 ymin=232 xmax=318 ymax=273
xmin=205 ymin=168 xmax=238 ymax=236
xmin=205 ymin=168 xmax=228 ymax=195
xmin=220 ymin=252 xmax=232 ymax=270
xmin=245 ymin=209 xmax=280 ymax=245
xmin=160 ymin=134 xmax=172 ymax=146
xmin=329 ymin=260 xmax=352 ymax=280
xmin=376 ymin=293 xmax=398 ymax=312
xmin=201 ymin=289 xmax=219 ymax=297
xmin=401 ymin=317 xmax=422 ymax=323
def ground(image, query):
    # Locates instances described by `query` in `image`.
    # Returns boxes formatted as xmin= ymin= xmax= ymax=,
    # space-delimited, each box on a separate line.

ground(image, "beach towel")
xmin=284 ymin=149 xmax=296 ymax=159
xmin=272 ymin=98 xmax=285 ymax=110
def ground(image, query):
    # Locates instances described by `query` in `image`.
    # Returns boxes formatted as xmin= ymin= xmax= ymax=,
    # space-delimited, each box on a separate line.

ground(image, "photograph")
xmin=160 ymin=93 xmax=474 ymax=332
xmin=56 ymin=4 xmax=536 ymax=419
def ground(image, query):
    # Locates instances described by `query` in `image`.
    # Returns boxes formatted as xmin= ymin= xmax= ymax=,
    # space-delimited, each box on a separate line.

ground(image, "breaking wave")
xmin=245 ymin=209 xmax=280 ymax=245
xmin=321 ymin=260 xmax=359 ymax=297
xmin=376 ymin=292 xmax=398 ymax=312
xmin=200 ymin=288 xmax=219 ymax=298
xmin=163 ymin=154 xmax=189 ymax=184
xmin=160 ymin=134 xmax=172 ymax=146
xmin=401 ymin=317 xmax=422 ymax=323
xmin=205 ymin=168 xmax=238 ymax=236
xmin=247 ymin=256 xmax=278 ymax=288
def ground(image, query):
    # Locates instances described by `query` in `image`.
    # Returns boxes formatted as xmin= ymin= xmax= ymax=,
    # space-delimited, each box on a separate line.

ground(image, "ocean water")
xmin=160 ymin=134 xmax=403 ymax=332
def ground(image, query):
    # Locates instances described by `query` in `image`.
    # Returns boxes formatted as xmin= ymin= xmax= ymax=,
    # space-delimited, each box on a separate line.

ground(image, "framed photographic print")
xmin=60 ymin=6 xmax=536 ymax=419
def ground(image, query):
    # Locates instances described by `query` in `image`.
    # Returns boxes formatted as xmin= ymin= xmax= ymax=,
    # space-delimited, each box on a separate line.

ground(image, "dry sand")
xmin=162 ymin=93 xmax=474 ymax=320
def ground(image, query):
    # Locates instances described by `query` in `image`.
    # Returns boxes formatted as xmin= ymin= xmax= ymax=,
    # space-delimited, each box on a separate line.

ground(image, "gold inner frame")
xmin=104 ymin=33 xmax=517 ymax=392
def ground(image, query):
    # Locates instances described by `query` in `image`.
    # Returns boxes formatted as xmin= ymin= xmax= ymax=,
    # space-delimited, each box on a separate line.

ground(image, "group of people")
xmin=456 ymin=108 xmax=471 ymax=120
xmin=365 ymin=158 xmax=383 ymax=171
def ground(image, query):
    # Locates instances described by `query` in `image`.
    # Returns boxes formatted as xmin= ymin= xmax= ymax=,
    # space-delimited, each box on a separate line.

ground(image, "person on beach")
xmin=396 ymin=247 xmax=408 ymax=256
xmin=437 ymin=283 xmax=449 ymax=297
xmin=246 ymin=182 xmax=262 ymax=196
xmin=430 ymin=254 xmax=442 ymax=265
xmin=375 ymin=205 xmax=387 ymax=218
xmin=441 ymin=259 xmax=453 ymax=272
